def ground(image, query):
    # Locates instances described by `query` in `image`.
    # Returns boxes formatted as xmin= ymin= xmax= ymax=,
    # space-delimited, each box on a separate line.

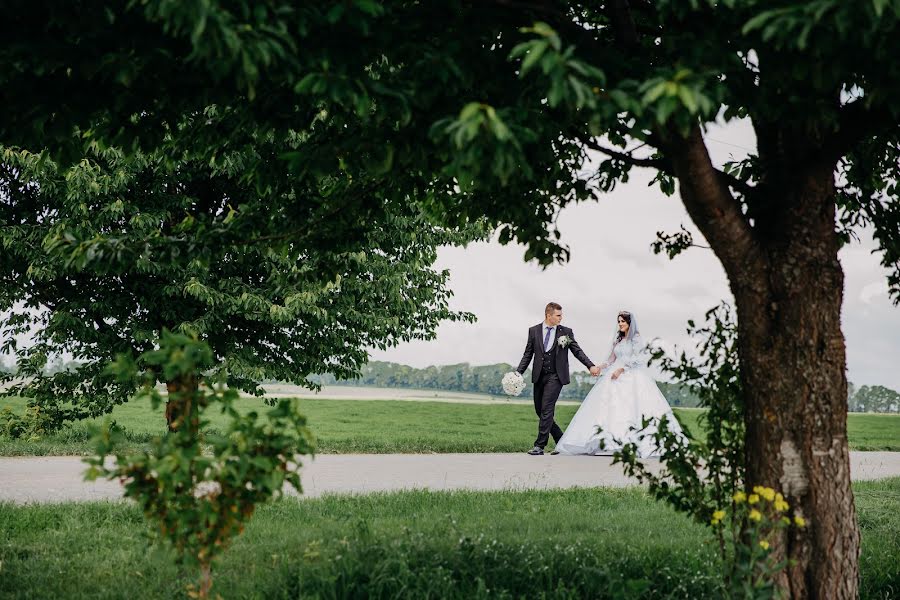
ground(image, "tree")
xmin=2 ymin=2 xmax=899 ymax=595
xmin=0 ymin=136 xmax=475 ymax=430
xmin=849 ymin=385 xmax=900 ymax=414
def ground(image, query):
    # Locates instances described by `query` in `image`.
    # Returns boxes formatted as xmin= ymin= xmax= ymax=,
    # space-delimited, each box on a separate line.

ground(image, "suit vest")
xmin=541 ymin=341 xmax=557 ymax=374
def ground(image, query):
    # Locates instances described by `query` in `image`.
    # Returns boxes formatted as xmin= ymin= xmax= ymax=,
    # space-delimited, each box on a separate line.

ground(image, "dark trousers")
xmin=533 ymin=371 xmax=564 ymax=448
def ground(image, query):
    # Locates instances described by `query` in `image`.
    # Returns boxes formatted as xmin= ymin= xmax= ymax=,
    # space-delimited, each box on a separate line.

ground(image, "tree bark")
xmin=735 ymin=163 xmax=859 ymax=599
xmin=668 ymin=127 xmax=860 ymax=598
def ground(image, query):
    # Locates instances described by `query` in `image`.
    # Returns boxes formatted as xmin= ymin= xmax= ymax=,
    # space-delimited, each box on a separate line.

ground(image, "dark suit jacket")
xmin=516 ymin=324 xmax=594 ymax=385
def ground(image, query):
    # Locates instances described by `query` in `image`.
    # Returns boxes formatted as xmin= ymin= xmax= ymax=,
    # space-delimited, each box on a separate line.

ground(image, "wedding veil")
xmin=606 ymin=310 xmax=641 ymax=356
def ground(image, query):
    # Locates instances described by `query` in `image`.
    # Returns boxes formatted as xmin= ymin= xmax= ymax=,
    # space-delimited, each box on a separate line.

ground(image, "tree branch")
xmin=579 ymin=137 xmax=668 ymax=170
xmin=665 ymin=125 xmax=765 ymax=283
xmin=580 ymin=135 xmax=756 ymax=198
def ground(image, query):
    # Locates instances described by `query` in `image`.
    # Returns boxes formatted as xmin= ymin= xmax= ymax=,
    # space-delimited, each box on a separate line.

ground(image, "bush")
xmin=1 ymin=405 xmax=54 ymax=440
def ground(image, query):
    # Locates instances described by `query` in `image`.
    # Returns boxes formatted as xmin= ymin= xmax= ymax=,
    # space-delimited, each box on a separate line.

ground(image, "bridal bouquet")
xmin=501 ymin=371 xmax=526 ymax=396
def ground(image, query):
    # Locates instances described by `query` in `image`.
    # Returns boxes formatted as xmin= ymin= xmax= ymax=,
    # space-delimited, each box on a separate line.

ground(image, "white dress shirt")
xmin=542 ymin=325 xmax=557 ymax=352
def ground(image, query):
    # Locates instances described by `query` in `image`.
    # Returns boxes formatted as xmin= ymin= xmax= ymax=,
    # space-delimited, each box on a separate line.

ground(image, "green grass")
xmin=1 ymin=396 xmax=898 ymax=456
xmin=847 ymin=413 xmax=900 ymax=450
xmin=1 ymin=479 xmax=897 ymax=599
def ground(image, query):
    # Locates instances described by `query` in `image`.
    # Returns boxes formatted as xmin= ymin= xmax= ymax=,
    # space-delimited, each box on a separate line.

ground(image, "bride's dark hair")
xmin=615 ymin=311 xmax=632 ymax=342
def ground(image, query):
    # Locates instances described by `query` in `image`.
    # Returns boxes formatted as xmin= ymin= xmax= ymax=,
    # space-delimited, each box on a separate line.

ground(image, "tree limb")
xmin=665 ymin=125 xmax=765 ymax=283
xmin=580 ymin=135 xmax=756 ymax=198
xmin=579 ymin=136 xmax=667 ymax=170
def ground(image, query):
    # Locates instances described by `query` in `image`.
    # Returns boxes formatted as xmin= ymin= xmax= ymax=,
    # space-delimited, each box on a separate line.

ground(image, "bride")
xmin=555 ymin=310 xmax=683 ymax=458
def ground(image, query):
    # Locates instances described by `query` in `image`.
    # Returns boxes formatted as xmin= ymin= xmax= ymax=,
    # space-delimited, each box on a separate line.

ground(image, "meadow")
xmin=1 ymin=479 xmax=898 ymax=599
xmin=1 ymin=395 xmax=898 ymax=455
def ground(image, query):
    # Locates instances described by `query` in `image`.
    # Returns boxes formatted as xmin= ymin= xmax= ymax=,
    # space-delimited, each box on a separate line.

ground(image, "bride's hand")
xmin=611 ymin=368 xmax=625 ymax=380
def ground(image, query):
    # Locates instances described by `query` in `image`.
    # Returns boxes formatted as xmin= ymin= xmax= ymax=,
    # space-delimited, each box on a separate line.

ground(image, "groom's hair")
xmin=545 ymin=302 xmax=562 ymax=315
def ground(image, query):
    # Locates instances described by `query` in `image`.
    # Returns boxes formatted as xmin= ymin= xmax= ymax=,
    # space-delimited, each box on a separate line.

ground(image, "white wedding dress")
xmin=555 ymin=324 xmax=683 ymax=458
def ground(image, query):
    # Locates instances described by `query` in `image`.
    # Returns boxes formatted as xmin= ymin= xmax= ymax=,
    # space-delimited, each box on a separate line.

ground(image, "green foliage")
xmin=3 ymin=1 xmax=896 ymax=300
xmin=651 ymin=225 xmax=701 ymax=259
xmin=1 ymin=134 xmax=477 ymax=431
xmin=710 ymin=486 xmax=802 ymax=600
xmin=0 ymin=405 xmax=53 ymax=440
xmin=510 ymin=22 xmax=607 ymax=111
xmin=85 ymin=332 xmax=314 ymax=598
xmin=850 ymin=384 xmax=900 ymax=413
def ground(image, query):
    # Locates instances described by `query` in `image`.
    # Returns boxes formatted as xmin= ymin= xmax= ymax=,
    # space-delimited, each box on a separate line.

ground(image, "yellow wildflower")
xmin=752 ymin=485 xmax=763 ymax=494
xmin=794 ymin=515 xmax=806 ymax=528
xmin=774 ymin=498 xmax=790 ymax=512
xmin=711 ymin=510 xmax=726 ymax=525
xmin=748 ymin=494 xmax=760 ymax=505
xmin=781 ymin=516 xmax=791 ymax=525
xmin=760 ymin=487 xmax=776 ymax=502
xmin=749 ymin=509 xmax=762 ymax=522
xmin=759 ymin=540 xmax=770 ymax=550
xmin=732 ymin=491 xmax=747 ymax=503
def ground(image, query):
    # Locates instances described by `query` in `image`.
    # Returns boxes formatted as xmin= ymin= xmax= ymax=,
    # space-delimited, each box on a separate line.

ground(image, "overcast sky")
xmin=370 ymin=119 xmax=900 ymax=390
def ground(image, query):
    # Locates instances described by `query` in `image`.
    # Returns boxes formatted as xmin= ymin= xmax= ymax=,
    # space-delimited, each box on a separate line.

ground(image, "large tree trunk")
xmin=734 ymin=163 xmax=859 ymax=599
xmin=669 ymin=127 xmax=860 ymax=598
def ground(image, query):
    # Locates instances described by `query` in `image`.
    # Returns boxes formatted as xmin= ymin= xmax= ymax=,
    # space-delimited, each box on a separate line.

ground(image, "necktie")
xmin=543 ymin=327 xmax=553 ymax=352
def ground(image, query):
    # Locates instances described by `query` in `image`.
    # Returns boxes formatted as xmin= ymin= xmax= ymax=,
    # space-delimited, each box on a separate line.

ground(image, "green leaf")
xmin=519 ymin=40 xmax=548 ymax=77
xmin=677 ymin=86 xmax=699 ymax=114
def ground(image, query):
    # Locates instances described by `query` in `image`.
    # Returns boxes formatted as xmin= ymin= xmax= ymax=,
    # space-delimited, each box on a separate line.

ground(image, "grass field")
xmin=1 ymin=395 xmax=898 ymax=456
xmin=1 ymin=479 xmax=897 ymax=599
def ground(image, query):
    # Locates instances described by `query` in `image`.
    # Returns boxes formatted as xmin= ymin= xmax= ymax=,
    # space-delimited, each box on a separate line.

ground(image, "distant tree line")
xmin=309 ymin=362 xmax=900 ymax=413
xmin=847 ymin=383 xmax=900 ymax=414
xmin=309 ymin=361 xmax=703 ymax=406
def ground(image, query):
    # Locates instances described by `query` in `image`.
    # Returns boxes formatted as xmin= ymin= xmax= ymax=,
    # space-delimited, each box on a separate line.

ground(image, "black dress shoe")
xmin=527 ymin=446 xmax=544 ymax=455
xmin=550 ymin=449 xmax=560 ymax=455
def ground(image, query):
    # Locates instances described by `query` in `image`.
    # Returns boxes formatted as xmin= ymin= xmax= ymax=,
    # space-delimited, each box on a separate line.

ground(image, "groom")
xmin=517 ymin=302 xmax=600 ymax=455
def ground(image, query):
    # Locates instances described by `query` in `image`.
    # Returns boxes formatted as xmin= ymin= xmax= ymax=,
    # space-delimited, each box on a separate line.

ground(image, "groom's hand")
xmin=589 ymin=365 xmax=601 ymax=376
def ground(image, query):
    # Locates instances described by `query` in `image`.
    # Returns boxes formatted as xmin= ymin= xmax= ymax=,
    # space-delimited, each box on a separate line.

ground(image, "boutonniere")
xmin=557 ymin=335 xmax=571 ymax=348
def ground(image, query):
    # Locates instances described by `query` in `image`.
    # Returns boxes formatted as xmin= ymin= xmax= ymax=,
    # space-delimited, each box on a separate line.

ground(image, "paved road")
xmin=2 ymin=452 xmax=898 ymax=505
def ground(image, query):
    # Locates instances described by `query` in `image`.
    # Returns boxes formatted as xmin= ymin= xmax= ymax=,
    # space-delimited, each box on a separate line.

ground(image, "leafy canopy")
xmin=1 ymin=1 xmax=897 ymax=296
xmin=1 ymin=118 xmax=477 ymax=425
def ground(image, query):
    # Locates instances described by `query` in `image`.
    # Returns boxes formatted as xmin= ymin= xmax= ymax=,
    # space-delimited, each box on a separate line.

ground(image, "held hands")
xmin=611 ymin=368 xmax=625 ymax=380
xmin=589 ymin=365 xmax=601 ymax=376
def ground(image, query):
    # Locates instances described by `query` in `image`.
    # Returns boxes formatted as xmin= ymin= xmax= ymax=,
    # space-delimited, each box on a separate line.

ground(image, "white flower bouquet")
xmin=501 ymin=371 xmax=526 ymax=396
xmin=557 ymin=335 xmax=571 ymax=348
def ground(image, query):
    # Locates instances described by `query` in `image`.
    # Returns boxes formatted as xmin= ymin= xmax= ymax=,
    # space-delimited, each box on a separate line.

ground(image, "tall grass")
xmin=2 ymin=480 xmax=897 ymax=599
